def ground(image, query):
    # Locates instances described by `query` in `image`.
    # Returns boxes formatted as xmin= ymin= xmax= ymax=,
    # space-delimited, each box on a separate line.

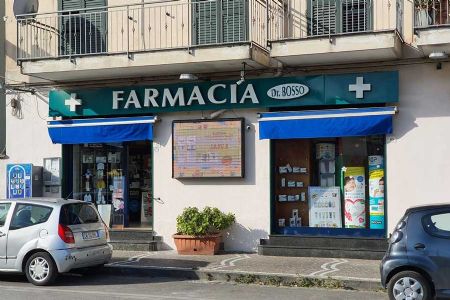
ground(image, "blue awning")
xmin=258 ymin=107 xmax=397 ymax=140
xmin=48 ymin=116 xmax=156 ymax=144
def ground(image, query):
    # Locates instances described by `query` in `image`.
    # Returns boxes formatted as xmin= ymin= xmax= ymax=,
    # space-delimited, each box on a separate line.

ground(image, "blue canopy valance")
xmin=258 ymin=107 xmax=397 ymax=140
xmin=48 ymin=116 xmax=156 ymax=144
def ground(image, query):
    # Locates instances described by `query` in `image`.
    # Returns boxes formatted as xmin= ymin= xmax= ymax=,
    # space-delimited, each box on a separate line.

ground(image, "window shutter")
xmin=83 ymin=0 xmax=107 ymax=54
xmin=341 ymin=0 xmax=371 ymax=33
xmin=61 ymin=0 xmax=83 ymax=10
xmin=59 ymin=0 xmax=106 ymax=56
xmin=193 ymin=0 xmax=219 ymax=45
xmin=308 ymin=0 xmax=338 ymax=36
xmin=222 ymin=0 xmax=247 ymax=43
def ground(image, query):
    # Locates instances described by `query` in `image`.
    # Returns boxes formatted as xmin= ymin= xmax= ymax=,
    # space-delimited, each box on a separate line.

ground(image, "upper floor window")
xmin=59 ymin=0 xmax=107 ymax=56
xmin=193 ymin=0 xmax=248 ymax=45
xmin=308 ymin=0 xmax=372 ymax=36
xmin=415 ymin=0 xmax=450 ymax=28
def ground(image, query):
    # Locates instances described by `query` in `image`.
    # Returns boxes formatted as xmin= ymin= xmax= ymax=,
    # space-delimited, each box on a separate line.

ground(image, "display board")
xmin=172 ymin=119 xmax=244 ymax=178
xmin=308 ymin=186 xmax=342 ymax=228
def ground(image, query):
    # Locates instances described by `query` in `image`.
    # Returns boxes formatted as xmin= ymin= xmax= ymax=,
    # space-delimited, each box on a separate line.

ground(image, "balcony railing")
xmin=415 ymin=0 xmax=450 ymax=28
xmin=268 ymin=0 xmax=402 ymax=42
xmin=16 ymin=0 xmax=268 ymax=61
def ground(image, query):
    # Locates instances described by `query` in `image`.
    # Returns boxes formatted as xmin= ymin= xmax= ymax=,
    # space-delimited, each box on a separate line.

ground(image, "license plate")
xmin=82 ymin=231 xmax=99 ymax=240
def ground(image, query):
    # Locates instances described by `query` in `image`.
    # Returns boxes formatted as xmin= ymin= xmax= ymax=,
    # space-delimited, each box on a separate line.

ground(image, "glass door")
xmin=72 ymin=143 xmax=126 ymax=228
xmin=127 ymin=141 xmax=153 ymax=229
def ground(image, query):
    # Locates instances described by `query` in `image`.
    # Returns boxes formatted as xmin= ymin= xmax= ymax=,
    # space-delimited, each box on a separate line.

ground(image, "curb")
xmin=101 ymin=264 xmax=384 ymax=292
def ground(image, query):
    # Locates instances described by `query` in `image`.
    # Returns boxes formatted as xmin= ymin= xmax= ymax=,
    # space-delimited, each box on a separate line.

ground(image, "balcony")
xmin=268 ymin=0 xmax=403 ymax=66
xmin=16 ymin=0 xmax=271 ymax=81
xmin=414 ymin=0 xmax=450 ymax=55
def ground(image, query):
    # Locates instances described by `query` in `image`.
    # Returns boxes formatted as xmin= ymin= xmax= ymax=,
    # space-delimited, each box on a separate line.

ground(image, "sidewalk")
xmin=103 ymin=250 xmax=383 ymax=291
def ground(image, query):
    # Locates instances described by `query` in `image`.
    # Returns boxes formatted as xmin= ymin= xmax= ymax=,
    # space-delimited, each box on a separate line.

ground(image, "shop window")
xmin=70 ymin=142 xmax=153 ymax=229
xmin=72 ymin=143 xmax=125 ymax=207
xmin=273 ymin=135 xmax=385 ymax=236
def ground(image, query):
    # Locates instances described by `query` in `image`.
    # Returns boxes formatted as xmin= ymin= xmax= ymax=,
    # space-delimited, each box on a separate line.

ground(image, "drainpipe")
xmin=0 ymin=0 xmax=6 ymax=159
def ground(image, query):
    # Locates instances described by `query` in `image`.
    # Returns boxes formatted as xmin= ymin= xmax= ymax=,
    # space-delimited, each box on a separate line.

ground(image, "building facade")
xmin=2 ymin=0 xmax=450 ymax=254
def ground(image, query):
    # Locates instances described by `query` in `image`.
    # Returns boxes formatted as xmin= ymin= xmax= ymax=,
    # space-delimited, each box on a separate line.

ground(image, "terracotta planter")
xmin=173 ymin=234 xmax=222 ymax=255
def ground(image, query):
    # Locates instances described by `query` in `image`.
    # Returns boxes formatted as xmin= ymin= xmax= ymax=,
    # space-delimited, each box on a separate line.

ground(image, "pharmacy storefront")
xmin=47 ymin=71 xmax=398 ymax=245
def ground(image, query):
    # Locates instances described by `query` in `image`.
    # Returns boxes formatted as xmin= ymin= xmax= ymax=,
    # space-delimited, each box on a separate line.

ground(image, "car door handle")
xmin=414 ymin=243 xmax=426 ymax=250
xmin=0 ymin=232 xmax=6 ymax=237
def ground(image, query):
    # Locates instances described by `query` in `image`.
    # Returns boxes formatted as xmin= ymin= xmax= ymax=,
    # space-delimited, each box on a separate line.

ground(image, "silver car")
xmin=0 ymin=198 xmax=112 ymax=285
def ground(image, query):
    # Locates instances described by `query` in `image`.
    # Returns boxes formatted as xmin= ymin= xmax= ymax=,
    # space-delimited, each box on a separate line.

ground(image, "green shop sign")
xmin=49 ymin=71 xmax=398 ymax=117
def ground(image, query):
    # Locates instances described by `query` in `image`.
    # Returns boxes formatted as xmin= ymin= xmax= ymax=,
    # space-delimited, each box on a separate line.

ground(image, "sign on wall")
xmin=7 ymin=164 xmax=33 ymax=199
xmin=172 ymin=119 xmax=244 ymax=178
xmin=49 ymin=71 xmax=399 ymax=117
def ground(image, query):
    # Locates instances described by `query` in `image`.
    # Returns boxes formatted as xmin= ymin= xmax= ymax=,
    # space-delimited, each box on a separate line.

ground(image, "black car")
xmin=381 ymin=204 xmax=450 ymax=300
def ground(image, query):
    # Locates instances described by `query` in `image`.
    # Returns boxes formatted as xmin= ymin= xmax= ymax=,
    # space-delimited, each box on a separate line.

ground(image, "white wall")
xmin=0 ymin=93 xmax=61 ymax=198
xmin=152 ymin=109 xmax=271 ymax=252
xmin=387 ymin=63 xmax=450 ymax=233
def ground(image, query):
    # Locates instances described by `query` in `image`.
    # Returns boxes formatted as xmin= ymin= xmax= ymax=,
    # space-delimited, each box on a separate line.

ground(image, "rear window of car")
xmin=60 ymin=203 xmax=99 ymax=225
xmin=422 ymin=211 xmax=450 ymax=238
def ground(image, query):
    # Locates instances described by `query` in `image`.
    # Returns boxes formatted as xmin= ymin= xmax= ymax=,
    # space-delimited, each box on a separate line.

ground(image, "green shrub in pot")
xmin=176 ymin=207 xmax=235 ymax=236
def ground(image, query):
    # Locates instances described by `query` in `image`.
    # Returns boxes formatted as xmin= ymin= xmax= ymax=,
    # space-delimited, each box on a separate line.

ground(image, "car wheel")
xmin=388 ymin=270 xmax=432 ymax=300
xmin=25 ymin=252 xmax=58 ymax=286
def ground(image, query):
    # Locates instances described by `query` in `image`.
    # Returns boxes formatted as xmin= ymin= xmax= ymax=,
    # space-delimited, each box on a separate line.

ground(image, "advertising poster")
xmin=173 ymin=119 xmax=244 ymax=178
xmin=7 ymin=164 xmax=32 ymax=199
xmin=309 ymin=186 xmax=342 ymax=228
xmin=141 ymin=191 xmax=153 ymax=224
xmin=344 ymin=167 xmax=366 ymax=228
xmin=369 ymin=156 xmax=385 ymax=229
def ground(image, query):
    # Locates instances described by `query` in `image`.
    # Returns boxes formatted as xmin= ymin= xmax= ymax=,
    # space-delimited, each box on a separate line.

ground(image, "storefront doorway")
xmin=68 ymin=141 xmax=153 ymax=229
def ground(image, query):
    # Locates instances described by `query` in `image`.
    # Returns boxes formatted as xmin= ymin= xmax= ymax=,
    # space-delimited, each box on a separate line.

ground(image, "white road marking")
xmin=308 ymin=259 xmax=348 ymax=277
xmin=229 ymin=254 xmax=251 ymax=267
xmin=318 ymin=259 xmax=348 ymax=277
xmin=207 ymin=254 xmax=251 ymax=270
xmin=108 ymin=252 xmax=158 ymax=266
xmin=308 ymin=259 xmax=339 ymax=276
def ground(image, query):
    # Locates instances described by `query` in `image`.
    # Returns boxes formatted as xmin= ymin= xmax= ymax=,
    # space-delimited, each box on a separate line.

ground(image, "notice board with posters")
xmin=172 ymin=119 xmax=245 ymax=178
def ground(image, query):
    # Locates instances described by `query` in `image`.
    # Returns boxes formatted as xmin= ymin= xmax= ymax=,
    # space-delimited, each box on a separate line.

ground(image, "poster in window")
xmin=369 ymin=156 xmax=385 ymax=230
xmin=172 ymin=119 xmax=244 ymax=178
xmin=344 ymin=167 xmax=366 ymax=228
xmin=308 ymin=186 xmax=342 ymax=228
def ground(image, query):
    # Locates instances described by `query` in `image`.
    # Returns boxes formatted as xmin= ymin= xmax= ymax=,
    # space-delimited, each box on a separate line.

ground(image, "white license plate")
xmin=82 ymin=231 xmax=99 ymax=240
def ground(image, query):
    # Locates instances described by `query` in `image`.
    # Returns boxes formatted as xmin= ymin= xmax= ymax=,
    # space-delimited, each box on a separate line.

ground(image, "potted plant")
xmin=173 ymin=207 xmax=235 ymax=255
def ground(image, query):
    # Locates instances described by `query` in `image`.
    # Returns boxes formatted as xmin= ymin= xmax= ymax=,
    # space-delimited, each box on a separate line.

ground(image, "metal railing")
xmin=17 ymin=0 xmax=268 ymax=61
xmin=414 ymin=0 xmax=450 ymax=28
xmin=268 ymin=0 xmax=401 ymax=42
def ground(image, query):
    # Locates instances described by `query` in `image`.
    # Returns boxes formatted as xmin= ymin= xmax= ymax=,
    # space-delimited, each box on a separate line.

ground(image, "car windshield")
xmin=59 ymin=203 xmax=99 ymax=225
